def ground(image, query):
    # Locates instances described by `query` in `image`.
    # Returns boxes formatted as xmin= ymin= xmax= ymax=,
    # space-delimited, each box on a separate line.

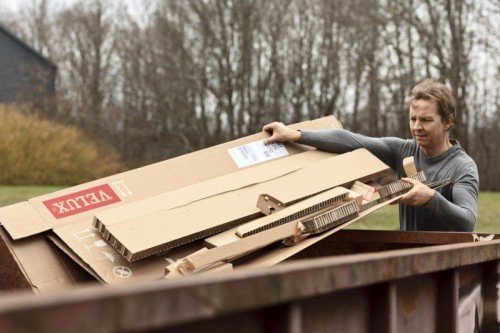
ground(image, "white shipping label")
xmin=228 ymin=140 xmax=289 ymax=168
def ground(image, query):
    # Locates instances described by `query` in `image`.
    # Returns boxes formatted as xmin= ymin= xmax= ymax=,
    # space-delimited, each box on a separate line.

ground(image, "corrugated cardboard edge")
xmin=236 ymin=197 xmax=401 ymax=268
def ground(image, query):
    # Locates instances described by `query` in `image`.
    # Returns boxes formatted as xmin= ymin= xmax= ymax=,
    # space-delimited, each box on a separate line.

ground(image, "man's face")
xmin=409 ymin=99 xmax=449 ymax=155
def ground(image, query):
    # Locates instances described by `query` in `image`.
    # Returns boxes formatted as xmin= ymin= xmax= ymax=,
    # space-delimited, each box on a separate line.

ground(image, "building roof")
xmin=0 ymin=22 xmax=57 ymax=71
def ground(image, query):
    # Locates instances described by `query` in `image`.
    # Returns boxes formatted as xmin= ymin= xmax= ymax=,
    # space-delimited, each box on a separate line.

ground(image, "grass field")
xmin=347 ymin=191 xmax=499 ymax=233
xmin=0 ymin=186 xmax=498 ymax=233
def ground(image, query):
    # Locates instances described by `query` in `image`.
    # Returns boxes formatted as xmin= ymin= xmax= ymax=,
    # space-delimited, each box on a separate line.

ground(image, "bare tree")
xmin=54 ymin=0 xmax=118 ymax=138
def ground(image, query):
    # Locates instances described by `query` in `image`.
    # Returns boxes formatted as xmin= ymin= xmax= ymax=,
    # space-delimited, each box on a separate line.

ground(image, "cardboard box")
xmin=0 ymin=116 xmax=343 ymax=292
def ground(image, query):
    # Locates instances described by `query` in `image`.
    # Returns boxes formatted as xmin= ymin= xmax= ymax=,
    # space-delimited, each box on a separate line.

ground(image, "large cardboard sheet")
xmin=101 ymin=149 xmax=389 ymax=261
xmin=1 ymin=116 xmax=340 ymax=241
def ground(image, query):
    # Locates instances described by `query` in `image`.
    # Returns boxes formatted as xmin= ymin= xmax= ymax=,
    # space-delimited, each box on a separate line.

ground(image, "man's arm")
xmin=424 ymin=172 xmax=479 ymax=232
xmin=263 ymin=123 xmax=398 ymax=158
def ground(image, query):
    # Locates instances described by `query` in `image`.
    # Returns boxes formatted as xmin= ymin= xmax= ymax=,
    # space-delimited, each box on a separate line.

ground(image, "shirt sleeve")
xmin=424 ymin=165 xmax=479 ymax=231
xmin=299 ymin=129 xmax=405 ymax=170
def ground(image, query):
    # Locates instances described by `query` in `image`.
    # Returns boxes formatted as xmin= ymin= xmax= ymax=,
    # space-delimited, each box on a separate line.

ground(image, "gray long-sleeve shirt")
xmin=299 ymin=129 xmax=479 ymax=231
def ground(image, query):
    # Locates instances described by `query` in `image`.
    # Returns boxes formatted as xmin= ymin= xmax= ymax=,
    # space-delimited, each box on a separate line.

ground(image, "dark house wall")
xmin=0 ymin=24 xmax=57 ymax=104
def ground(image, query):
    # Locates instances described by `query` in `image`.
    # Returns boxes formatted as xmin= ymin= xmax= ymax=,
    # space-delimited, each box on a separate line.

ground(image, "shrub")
xmin=0 ymin=105 xmax=125 ymax=185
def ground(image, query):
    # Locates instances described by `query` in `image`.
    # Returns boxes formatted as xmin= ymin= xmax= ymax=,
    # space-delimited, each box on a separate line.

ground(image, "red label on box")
xmin=43 ymin=184 xmax=121 ymax=219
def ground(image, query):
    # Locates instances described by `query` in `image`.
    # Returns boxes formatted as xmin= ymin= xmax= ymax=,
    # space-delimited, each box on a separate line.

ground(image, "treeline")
xmin=1 ymin=0 xmax=499 ymax=189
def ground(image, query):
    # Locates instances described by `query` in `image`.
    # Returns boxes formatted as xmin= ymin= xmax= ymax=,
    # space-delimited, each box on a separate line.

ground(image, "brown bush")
xmin=0 ymin=105 xmax=125 ymax=185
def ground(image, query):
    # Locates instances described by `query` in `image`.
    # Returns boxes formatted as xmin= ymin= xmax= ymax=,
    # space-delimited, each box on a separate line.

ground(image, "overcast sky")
xmin=1 ymin=0 xmax=144 ymax=15
xmin=2 ymin=0 xmax=26 ymax=12
xmin=1 ymin=0 xmax=70 ymax=14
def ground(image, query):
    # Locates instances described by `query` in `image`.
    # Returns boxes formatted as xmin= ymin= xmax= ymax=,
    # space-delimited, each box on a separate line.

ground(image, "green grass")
xmin=0 ymin=185 xmax=65 ymax=207
xmin=0 ymin=186 xmax=498 ymax=233
xmin=347 ymin=204 xmax=400 ymax=231
xmin=348 ymin=191 xmax=500 ymax=233
xmin=475 ymin=192 xmax=500 ymax=232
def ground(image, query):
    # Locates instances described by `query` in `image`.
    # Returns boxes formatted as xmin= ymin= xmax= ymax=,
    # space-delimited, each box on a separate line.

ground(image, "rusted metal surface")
xmin=292 ymin=229 xmax=499 ymax=258
xmin=0 ymin=230 xmax=498 ymax=332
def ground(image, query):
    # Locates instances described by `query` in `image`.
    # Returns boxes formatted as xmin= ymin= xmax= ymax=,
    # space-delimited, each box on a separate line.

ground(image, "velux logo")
xmin=43 ymin=184 xmax=121 ymax=219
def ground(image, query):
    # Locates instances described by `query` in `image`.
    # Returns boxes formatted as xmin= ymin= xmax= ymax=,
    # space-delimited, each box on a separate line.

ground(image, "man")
xmin=263 ymin=79 xmax=478 ymax=231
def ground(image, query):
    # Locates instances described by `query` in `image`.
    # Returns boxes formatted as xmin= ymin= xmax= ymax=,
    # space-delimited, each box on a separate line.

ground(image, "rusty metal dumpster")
xmin=0 ymin=229 xmax=498 ymax=333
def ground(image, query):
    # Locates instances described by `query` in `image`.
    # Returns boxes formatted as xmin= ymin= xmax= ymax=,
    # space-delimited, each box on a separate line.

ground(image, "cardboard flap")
xmin=310 ymin=116 xmax=343 ymax=129
xmin=0 ymin=226 xmax=83 ymax=293
xmin=47 ymin=234 xmax=104 ymax=283
xmin=0 ymin=202 xmax=49 ymax=239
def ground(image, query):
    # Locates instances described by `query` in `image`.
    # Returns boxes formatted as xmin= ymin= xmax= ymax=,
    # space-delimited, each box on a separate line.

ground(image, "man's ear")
xmin=444 ymin=117 xmax=452 ymax=130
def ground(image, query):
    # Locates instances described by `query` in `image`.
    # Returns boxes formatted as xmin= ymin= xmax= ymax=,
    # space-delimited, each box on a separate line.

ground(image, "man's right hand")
xmin=262 ymin=122 xmax=301 ymax=145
